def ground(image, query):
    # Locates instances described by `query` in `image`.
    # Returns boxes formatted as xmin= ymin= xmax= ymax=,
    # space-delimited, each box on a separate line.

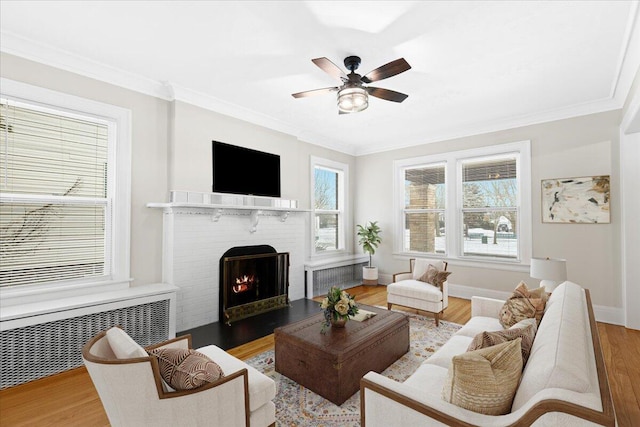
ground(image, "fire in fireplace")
xmin=219 ymin=245 xmax=289 ymax=325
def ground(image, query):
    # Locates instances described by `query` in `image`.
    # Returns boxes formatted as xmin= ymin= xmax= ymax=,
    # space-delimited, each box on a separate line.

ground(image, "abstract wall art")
xmin=541 ymin=175 xmax=610 ymax=223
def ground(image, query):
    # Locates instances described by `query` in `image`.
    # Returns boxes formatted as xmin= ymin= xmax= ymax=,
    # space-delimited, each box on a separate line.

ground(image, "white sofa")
xmin=361 ymin=281 xmax=616 ymax=426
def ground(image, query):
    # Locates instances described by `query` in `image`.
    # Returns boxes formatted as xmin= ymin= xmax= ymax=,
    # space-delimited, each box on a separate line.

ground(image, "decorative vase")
xmin=331 ymin=317 xmax=347 ymax=328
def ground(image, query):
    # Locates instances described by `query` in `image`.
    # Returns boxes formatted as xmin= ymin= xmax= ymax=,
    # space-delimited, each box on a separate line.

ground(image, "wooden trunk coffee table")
xmin=274 ymin=304 xmax=409 ymax=405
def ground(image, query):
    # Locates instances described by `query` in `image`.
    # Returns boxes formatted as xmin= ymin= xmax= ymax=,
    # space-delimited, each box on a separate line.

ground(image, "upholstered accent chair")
xmin=82 ymin=329 xmax=276 ymax=427
xmin=387 ymin=258 xmax=449 ymax=326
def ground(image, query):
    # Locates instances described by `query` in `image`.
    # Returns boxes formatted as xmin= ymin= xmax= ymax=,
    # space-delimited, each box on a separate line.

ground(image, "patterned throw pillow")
xmin=499 ymin=281 xmax=548 ymax=328
xmin=149 ymin=348 xmax=224 ymax=390
xmin=467 ymin=323 xmax=537 ymax=365
xmin=418 ymin=264 xmax=452 ymax=289
xmin=442 ymin=339 xmax=523 ymax=415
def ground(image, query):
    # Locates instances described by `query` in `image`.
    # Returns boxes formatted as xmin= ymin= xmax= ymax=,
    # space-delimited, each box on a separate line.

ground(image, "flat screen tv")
xmin=212 ymin=141 xmax=281 ymax=198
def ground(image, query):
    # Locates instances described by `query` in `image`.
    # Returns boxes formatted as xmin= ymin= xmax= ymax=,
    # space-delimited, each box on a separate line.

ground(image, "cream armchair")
xmin=82 ymin=329 xmax=276 ymax=427
xmin=387 ymin=258 xmax=449 ymax=326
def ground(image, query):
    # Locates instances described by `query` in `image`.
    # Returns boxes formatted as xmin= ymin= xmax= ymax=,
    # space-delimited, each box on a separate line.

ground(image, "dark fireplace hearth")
xmin=219 ymin=245 xmax=290 ymax=325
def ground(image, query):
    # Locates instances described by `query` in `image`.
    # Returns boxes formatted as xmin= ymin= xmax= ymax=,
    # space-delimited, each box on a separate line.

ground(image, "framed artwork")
xmin=541 ymin=175 xmax=610 ymax=223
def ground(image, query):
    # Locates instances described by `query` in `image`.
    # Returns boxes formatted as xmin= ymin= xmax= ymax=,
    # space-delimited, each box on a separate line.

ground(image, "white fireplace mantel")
xmin=147 ymin=191 xmax=309 ymax=233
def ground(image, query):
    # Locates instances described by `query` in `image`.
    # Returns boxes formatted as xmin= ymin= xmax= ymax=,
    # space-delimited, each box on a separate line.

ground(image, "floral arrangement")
xmin=320 ymin=286 xmax=359 ymax=333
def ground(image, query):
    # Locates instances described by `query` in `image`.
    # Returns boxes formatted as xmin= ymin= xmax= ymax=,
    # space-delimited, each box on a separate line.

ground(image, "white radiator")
xmin=304 ymin=255 xmax=369 ymax=297
xmin=0 ymin=284 xmax=177 ymax=389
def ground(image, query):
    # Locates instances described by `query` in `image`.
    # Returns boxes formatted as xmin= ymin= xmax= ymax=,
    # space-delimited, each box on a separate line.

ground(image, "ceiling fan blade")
xmin=366 ymin=87 xmax=409 ymax=103
xmin=361 ymin=58 xmax=411 ymax=83
xmin=292 ymin=87 xmax=338 ymax=99
xmin=312 ymin=57 xmax=348 ymax=82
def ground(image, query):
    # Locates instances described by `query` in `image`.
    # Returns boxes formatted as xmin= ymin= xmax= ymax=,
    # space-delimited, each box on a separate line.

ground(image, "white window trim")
xmin=0 ymin=78 xmax=132 ymax=304
xmin=310 ymin=156 xmax=350 ymax=258
xmin=393 ymin=140 xmax=531 ymax=271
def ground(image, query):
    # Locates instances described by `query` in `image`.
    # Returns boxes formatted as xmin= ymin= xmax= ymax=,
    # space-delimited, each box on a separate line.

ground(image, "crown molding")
xmin=0 ymin=31 xmax=173 ymax=100
xmin=355 ymin=96 xmax=622 ymax=156
xmin=168 ymin=84 xmax=359 ymax=156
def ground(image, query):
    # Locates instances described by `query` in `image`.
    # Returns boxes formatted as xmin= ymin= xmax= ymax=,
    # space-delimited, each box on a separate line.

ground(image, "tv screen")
xmin=212 ymin=141 xmax=281 ymax=198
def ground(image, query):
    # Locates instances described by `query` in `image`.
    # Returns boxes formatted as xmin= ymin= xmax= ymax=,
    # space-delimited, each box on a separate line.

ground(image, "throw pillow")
xmin=412 ymin=259 xmax=447 ymax=280
xmin=467 ymin=323 xmax=536 ymax=365
xmin=106 ymin=327 xmax=148 ymax=359
xmin=418 ymin=264 xmax=452 ymax=289
xmin=149 ymin=348 xmax=224 ymax=391
xmin=499 ymin=281 xmax=548 ymax=328
xmin=442 ymin=339 xmax=523 ymax=415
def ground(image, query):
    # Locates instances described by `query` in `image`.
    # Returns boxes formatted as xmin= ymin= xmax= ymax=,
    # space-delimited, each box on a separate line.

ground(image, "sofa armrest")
xmin=471 ymin=296 xmax=505 ymax=318
xmin=392 ymin=272 xmax=412 ymax=282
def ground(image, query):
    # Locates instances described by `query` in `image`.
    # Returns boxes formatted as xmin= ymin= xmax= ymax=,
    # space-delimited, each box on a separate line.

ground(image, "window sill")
xmin=0 ymin=282 xmax=178 ymax=322
xmin=392 ymin=253 xmax=530 ymax=273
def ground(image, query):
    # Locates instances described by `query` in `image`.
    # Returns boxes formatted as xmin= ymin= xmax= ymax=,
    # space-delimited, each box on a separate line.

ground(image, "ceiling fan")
xmin=292 ymin=56 xmax=411 ymax=114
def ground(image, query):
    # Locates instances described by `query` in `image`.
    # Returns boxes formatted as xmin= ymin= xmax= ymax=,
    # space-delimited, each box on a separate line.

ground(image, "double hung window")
xmin=311 ymin=157 xmax=348 ymax=255
xmin=402 ymin=163 xmax=446 ymax=254
xmin=395 ymin=141 xmax=531 ymax=266
xmin=0 ymin=79 xmax=131 ymax=292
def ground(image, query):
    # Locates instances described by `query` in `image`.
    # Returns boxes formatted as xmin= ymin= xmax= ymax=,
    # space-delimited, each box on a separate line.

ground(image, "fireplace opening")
xmin=219 ymin=245 xmax=289 ymax=325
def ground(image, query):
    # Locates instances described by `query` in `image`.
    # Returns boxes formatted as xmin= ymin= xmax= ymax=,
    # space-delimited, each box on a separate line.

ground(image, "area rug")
xmin=245 ymin=312 xmax=461 ymax=427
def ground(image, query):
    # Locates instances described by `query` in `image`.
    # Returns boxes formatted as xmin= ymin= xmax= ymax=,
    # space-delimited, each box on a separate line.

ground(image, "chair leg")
xmin=387 ymin=303 xmax=392 ymax=310
xmin=434 ymin=312 xmax=440 ymax=327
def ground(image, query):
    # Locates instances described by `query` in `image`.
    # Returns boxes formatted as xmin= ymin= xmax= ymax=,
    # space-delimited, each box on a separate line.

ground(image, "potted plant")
xmin=357 ymin=221 xmax=382 ymax=285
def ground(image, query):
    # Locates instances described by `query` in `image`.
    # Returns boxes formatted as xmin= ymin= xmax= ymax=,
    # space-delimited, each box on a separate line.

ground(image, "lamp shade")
xmin=337 ymin=87 xmax=368 ymax=113
xmin=530 ymin=257 xmax=567 ymax=292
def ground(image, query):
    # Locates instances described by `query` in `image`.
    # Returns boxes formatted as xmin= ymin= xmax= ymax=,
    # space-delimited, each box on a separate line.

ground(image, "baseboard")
xmin=448 ymin=283 xmax=511 ymax=301
xmin=592 ymin=305 xmax=624 ymax=326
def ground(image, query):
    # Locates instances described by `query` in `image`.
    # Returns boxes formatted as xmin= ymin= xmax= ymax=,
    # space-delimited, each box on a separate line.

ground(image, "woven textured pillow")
xmin=442 ymin=339 xmax=523 ymax=415
xmin=499 ymin=281 xmax=548 ymax=328
xmin=467 ymin=323 xmax=536 ymax=365
xmin=418 ymin=264 xmax=452 ymax=289
xmin=149 ymin=348 xmax=224 ymax=390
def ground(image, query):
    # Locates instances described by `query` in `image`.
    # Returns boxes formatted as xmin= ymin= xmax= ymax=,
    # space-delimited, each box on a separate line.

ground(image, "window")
xmin=0 ymin=79 xmax=131 ymax=293
xmin=395 ymin=141 xmax=531 ymax=267
xmin=311 ymin=157 xmax=348 ymax=255
xmin=402 ymin=163 xmax=446 ymax=254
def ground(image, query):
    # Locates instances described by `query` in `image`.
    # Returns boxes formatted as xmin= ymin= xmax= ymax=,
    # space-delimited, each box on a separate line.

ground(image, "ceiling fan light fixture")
xmin=337 ymin=86 xmax=368 ymax=113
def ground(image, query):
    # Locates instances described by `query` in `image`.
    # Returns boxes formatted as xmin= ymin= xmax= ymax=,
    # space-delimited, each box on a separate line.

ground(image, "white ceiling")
xmin=1 ymin=1 xmax=639 ymax=155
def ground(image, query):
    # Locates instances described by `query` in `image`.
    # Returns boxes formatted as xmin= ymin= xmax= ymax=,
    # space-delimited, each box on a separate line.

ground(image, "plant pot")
xmin=363 ymin=266 xmax=378 ymax=285
xmin=331 ymin=317 xmax=347 ymax=328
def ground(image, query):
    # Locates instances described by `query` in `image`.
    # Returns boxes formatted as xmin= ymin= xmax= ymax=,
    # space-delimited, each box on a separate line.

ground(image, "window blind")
xmin=0 ymin=100 xmax=109 ymax=287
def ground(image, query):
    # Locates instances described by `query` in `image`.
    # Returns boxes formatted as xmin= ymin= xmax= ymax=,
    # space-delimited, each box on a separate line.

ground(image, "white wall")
xmin=355 ymin=111 xmax=623 ymax=311
xmin=1 ymin=53 xmax=169 ymax=287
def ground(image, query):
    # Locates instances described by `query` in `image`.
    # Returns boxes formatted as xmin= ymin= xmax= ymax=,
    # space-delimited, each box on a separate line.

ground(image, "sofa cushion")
xmin=423 ymin=335 xmax=473 ymax=369
xmin=404 ymin=363 xmax=449 ymax=397
xmin=442 ymin=339 xmax=523 ymax=415
xmin=387 ymin=279 xmax=443 ymax=303
xmin=499 ymin=281 xmax=548 ymax=328
xmin=512 ymin=281 xmax=593 ymax=411
xmin=455 ymin=316 xmax=503 ymax=338
xmin=412 ymin=258 xmax=447 ymax=280
xmin=149 ymin=348 xmax=224 ymax=390
xmin=418 ymin=264 xmax=452 ymax=289
xmin=467 ymin=323 xmax=536 ymax=365
xmin=197 ymin=344 xmax=276 ymax=412
xmin=105 ymin=327 xmax=147 ymax=359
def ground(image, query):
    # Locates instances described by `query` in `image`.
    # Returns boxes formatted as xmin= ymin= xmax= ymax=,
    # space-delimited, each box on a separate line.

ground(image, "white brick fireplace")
xmin=149 ymin=194 xmax=308 ymax=332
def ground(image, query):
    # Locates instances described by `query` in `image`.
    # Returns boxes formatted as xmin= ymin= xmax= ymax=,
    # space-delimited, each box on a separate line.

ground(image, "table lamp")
xmin=530 ymin=257 xmax=567 ymax=293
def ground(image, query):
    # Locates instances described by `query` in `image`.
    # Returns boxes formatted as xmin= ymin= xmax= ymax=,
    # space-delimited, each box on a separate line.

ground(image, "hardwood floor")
xmin=1 ymin=285 xmax=638 ymax=426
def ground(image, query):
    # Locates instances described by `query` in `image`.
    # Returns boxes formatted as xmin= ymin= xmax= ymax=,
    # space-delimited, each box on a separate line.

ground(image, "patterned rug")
xmin=245 ymin=312 xmax=461 ymax=427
